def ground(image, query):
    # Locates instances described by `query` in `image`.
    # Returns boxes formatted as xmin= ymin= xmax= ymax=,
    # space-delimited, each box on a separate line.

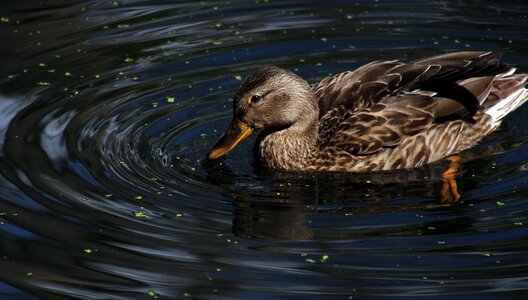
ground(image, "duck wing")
xmin=316 ymin=51 xmax=512 ymax=152
xmin=314 ymin=51 xmax=507 ymax=117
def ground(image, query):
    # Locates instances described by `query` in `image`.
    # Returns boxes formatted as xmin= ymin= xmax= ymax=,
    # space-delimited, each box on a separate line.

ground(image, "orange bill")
xmin=208 ymin=120 xmax=253 ymax=159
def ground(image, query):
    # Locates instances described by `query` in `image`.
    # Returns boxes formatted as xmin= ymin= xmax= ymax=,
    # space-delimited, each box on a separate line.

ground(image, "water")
xmin=0 ymin=0 xmax=528 ymax=298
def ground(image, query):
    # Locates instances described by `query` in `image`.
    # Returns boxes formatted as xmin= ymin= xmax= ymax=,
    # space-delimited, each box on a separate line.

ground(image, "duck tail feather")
xmin=484 ymin=73 xmax=528 ymax=126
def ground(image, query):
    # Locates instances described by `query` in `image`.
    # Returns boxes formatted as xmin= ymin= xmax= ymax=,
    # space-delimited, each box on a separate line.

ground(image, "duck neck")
xmin=256 ymin=106 xmax=319 ymax=171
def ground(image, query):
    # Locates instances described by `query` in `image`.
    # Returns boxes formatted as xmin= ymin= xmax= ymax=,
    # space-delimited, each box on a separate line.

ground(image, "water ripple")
xmin=0 ymin=0 xmax=527 ymax=299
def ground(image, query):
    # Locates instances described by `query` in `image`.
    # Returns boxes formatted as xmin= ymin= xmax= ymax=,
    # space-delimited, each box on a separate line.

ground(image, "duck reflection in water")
xmin=227 ymin=164 xmax=483 ymax=242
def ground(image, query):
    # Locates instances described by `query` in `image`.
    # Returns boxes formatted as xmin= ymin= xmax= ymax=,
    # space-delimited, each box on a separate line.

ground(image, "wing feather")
xmin=316 ymin=51 xmax=512 ymax=155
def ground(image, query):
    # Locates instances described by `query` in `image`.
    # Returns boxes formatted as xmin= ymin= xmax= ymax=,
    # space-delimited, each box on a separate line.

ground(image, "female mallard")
xmin=209 ymin=52 xmax=528 ymax=174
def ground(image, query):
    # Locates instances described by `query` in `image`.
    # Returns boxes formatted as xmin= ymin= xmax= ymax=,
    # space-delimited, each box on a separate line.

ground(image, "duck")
xmin=208 ymin=52 xmax=528 ymax=176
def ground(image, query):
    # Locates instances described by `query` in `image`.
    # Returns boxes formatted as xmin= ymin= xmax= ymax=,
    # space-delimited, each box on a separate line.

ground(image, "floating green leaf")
xmin=135 ymin=211 xmax=149 ymax=219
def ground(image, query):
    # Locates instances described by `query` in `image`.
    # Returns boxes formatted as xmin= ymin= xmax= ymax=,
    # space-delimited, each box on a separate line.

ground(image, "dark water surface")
xmin=1 ymin=0 xmax=528 ymax=299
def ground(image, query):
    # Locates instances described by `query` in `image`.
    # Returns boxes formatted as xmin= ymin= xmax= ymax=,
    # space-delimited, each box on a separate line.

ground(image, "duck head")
xmin=208 ymin=66 xmax=317 ymax=160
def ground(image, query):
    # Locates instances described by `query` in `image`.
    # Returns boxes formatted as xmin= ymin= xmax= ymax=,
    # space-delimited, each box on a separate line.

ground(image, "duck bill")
xmin=208 ymin=120 xmax=253 ymax=159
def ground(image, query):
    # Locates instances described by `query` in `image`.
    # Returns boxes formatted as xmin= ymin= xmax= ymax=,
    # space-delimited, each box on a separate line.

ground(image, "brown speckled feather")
xmin=314 ymin=52 xmax=507 ymax=116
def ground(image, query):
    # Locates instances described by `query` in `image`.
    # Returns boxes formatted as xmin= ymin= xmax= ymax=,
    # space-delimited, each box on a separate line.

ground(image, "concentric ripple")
xmin=0 ymin=1 xmax=528 ymax=299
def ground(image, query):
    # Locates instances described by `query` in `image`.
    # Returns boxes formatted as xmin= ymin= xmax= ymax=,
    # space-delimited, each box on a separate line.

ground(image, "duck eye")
xmin=250 ymin=95 xmax=262 ymax=103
